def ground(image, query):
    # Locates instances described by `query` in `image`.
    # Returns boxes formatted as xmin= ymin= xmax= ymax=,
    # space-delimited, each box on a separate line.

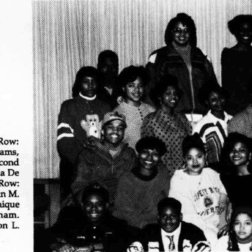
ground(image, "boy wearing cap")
xmin=113 ymin=136 xmax=171 ymax=229
xmin=71 ymin=111 xmax=136 ymax=207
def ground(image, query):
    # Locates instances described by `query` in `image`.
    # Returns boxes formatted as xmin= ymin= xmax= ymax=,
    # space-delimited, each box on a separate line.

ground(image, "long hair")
xmin=227 ymin=204 xmax=252 ymax=251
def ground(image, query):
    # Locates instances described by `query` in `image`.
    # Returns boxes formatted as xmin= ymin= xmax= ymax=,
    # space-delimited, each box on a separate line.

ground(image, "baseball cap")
xmin=102 ymin=111 xmax=127 ymax=128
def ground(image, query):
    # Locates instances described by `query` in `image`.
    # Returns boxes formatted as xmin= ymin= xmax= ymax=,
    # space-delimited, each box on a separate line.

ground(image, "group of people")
xmin=38 ymin=12 xmax=252 ymax=252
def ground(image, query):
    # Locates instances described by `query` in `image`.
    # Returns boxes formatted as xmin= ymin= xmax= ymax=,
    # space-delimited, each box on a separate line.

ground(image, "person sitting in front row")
xmin=70 ymin=111 xmax=136 ymax=207
xmin=49 ymin=183 xmax=137 ymax=252
xmin=128 ymin=197 xmax=209 ymax=252
xmin=113 ymin=136 xmax=171 ymax=229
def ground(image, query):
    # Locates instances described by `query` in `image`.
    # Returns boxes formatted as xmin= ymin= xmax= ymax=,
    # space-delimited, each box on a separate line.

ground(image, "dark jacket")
xmin=71 ymin=141 xmax=136 ymax=205
xmin=45 ymin=206 xmax=139 ymax=252
xmin=148 ymin=45 xmax=218 ymax=114
xmin=141 ymin=222 xmax=206 ymax=252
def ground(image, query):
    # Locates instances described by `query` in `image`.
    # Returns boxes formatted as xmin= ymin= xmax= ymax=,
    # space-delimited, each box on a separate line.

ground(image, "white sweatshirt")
xmin=169 ymin=168 xmax=227 ymax=246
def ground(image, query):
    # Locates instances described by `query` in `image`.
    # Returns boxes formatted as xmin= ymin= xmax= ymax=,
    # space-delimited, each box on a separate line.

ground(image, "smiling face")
xmin=233 ymin=213 xmax=252 ymax=243
xmin=229 ymin=142 xmax=251 ymax=169
xmin=161 ymin=85 xmax=179 ymax=109
xmin=158 ymin=206 xmax=182 ymax=233
xmin=184 ymin=147 xmax=206 ymax=175
xmin=172 ymin=22 xmax=190 ymax=47
xmin=80 ymin=75 xmax=98 ymax=97
xmin=236 ymin=22 xmax=252 ymax=45
xmin=123 ymin=77 xmax=144 ymax=106
xmin=83 ymin=194 xmax=106 ymax=223
xmin=139 ymin=148 xmax=160 ymax=171
xmin=102 ymin=119 xmax=125 ymax=147
xmin=207 ymin=91 xmax=225 ymax=113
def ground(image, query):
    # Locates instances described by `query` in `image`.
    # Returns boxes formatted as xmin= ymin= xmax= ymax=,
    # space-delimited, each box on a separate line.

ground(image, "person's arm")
xmin=57 ymin=101 xmax=85 ymax=165
xmin=221 ymin=48 xmax=229 ymax=89
xmin=141 ymin=115 xmax=154 ymax=138
xmin=70 ymin=151 xmax=92 ymax=203
xmin=169 ymin=174 xmax=207 ymax=232
xmin=203 ymin=54 xmax=218 ymax=86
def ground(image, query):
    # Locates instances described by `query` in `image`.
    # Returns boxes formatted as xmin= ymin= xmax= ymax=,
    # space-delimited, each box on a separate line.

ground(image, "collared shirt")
xmin=161 ymin=224 xmax=181 ymax=252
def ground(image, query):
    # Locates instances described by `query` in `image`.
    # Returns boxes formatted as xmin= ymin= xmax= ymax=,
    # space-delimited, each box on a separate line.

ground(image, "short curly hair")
xmin=117 ymin=65 xmax=148 ymax=99
xmin=228 ymin=14 xmax=252 ymax=37
xmin=164 ymin=13 xmax=197 ymax=48
xmin=151 ymin=75 xmax=182 ymax=107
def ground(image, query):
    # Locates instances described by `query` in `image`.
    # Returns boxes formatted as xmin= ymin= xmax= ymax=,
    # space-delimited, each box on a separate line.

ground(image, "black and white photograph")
xmin=2 ymin=0 xmax=252 ymax=251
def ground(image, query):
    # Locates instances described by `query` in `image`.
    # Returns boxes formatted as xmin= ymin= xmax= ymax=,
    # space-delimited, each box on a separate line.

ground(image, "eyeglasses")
xmin=173 ymin=28 xmax=190 ymax=34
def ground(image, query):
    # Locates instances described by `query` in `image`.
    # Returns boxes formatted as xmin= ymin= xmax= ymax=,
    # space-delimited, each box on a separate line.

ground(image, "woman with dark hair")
xmin=222 ymin=15 xmax=252 ymax=115
xmin=141 ymin=75 xmax=191 ymax=175
xmin=57 ymin=66 xmax=110 ymax=198
xmin=220 ymin=132 xmax=252 ymax=208
xmin=114 ymin=65 xmax=155 ymax=149
xmin=147 ymin=13 xmax=218 ymax=114
xmin=215 ymin=204 xmax=252 ymax=251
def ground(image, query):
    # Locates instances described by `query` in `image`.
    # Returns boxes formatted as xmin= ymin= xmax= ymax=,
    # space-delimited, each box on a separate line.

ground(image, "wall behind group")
xmin=34 ymin=0 xmax=252 ymax=178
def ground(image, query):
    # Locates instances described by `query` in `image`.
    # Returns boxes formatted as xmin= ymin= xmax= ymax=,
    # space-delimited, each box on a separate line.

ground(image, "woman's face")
xmin=161 ymin=85 xmax=179 ymax=109
xmin=229 ymin=142 xmax=251 ymax=168
xmin=207 ymin=91 xmax=225 ymax=113
xmin=139 ymin=148 xmax=160 ymax=170
xmin=80 ymin=75 xmax=98 ymax=97
xmin=184 ymin=147 xmax=206 ymax=175
xmin=236 ymin=22 xmax=252 ymax=45
xmin=172 ymin=22 xmax=190 ymax=47
xmin=123 ymin=77 xmax=144 ymax=104
xmin=233 ymin=213 xmax=252 ymax=242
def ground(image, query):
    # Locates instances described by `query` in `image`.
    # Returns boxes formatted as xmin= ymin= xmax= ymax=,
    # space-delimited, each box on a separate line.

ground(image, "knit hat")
xmin=182 ymin=133 xmax=206 ymax=157
xmin=136 ymin=136 xmax=167 ymax=156
xmin=102 ymin=111 xmax=127 ymax=128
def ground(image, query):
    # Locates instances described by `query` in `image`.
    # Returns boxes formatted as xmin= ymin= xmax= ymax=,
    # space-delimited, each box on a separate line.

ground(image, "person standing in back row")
xmin=147 ymin=13 xmax=218 ymax=114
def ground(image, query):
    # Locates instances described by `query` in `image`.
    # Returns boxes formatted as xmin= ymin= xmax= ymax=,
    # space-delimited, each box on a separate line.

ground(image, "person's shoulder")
xmin=171 ymin=169 xmax=185 ymax=182
xmin=181 ymin=221 xmax=204 ymax=234
xmin=121 ymin=145 xmax=136 ymax=157
xmin=142 ymin=223 xmax=160 ymax=234
xmin=141 ymin=102 xmax=155 ymax=112
xmin=203 ymin=167 xmax=219 ymax=177
xmin=95 ymin=98 xmax=111 ymax=110
xmin=60 ymin=97 xmax=77 ymax=108
xmin=150 ymin=46 xmax=167 ymax=57
xmin=222 ymin=47 xmax=231 ymax=55
xmin=144 ymin=110 xmax=158 ymax=121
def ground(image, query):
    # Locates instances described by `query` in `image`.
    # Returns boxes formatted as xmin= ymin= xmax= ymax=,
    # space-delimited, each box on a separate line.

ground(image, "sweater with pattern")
xmin=141 ymin=108 xmax=191 ymax=175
